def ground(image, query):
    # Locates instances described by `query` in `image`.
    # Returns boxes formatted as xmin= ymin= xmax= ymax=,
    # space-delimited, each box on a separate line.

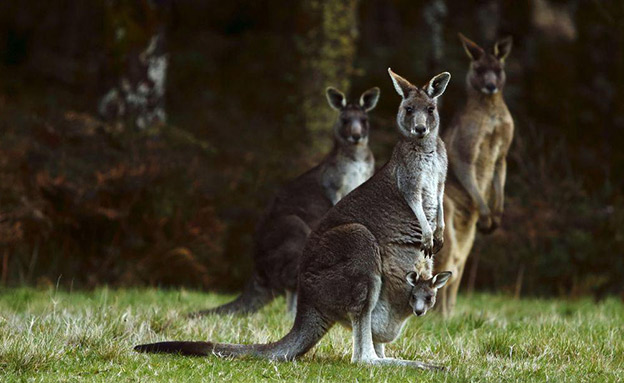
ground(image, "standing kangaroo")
xmin=435 ymin=33 xmax=514 ymax=317
xmin=135 ymin=69 xmax=451 ymax=369
xmin=191 ymin=87 xmax=380 ymax=316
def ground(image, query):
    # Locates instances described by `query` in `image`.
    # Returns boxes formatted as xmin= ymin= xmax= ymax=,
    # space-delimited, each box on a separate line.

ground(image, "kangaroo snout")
xmin=484 ymin=83 xmax=497 ymax=94
xmin=412 ymin=124 xmax=427 ymax=136
xmin=350 ymin=123 xmax=363 ymax=143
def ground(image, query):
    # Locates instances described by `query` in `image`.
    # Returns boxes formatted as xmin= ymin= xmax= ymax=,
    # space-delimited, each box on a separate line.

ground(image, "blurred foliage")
xmin=0 ymin=99 xmax=227 ymax=288
xmin=0 ymin=0 xmax=623 ymax=297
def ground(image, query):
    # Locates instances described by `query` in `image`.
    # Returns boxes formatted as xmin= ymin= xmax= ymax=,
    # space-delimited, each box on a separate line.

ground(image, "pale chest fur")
xmin=399 ymin=152 xmax=443 ymax=228
xmin=339 ymin=157 xmax=374 ymax=198
xmin=321 ymin=149 xmax=374 ymax=204
xmin=474 ymin=108 xmax=513 ymax=195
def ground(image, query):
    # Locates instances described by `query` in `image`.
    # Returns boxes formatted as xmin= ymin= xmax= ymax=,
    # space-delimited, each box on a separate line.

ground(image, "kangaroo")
xmin=353 ymin=269 xmax=451 ymax=359
xmin=435 ymin=33 xmax=514 ymax=317
xmin=191 ymin=87 xmax=380 ymax=317
xmin=406 ymin=270 xmax=451 ymax=317
xmin=135 ymin=69 xmax=450 ymax=369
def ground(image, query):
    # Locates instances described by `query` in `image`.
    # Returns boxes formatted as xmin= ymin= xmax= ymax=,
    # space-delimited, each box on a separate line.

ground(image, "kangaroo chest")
xmin=339 ymin=157 xmax=374 ymax=198
xmin=400 ymin=155 xmax=441 ymax=225
xmin=474 ymin=111 xmax=512 ymax=193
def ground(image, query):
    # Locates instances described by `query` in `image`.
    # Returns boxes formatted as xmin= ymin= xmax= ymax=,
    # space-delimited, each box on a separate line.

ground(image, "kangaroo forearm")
xmin=490 ymin=158 xmax=507 ymax=213
xmin=490 ymin=182 xmax=504 ymax=214
xmin=436 ymin=183 xmax=445 ymax=230
xmin=409 ymin=199 xmax=432 ymax=236
xmin=453 ymin=162 xmax=488 ymax=213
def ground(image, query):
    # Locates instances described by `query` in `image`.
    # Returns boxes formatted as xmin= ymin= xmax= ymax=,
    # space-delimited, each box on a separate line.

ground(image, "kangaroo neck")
xmin=330 ymin=139 xmax=370 ymax=161
xmin=391 ymin=134 xmax=437 ymax=164
xmin=465 ymin=86 xmax=505 ymax=109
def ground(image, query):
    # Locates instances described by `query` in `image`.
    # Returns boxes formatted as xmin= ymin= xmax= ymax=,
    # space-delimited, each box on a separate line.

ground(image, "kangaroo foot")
xmin=359 ymin=357 xmax=446 ymax=370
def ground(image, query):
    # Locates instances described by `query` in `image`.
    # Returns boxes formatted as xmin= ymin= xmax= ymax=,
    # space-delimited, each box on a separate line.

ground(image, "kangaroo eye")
xmin=341 ymin=118 xmax=349 ymax=124
xmin=404 ymin=106 xmax=413 ymax=114
xmin=427 ymin=107 xmax=435 ymax=115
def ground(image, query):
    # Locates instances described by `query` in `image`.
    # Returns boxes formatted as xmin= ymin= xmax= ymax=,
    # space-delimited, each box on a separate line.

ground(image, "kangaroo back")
xmin=190 ymin=87 xmax=379 ymax=317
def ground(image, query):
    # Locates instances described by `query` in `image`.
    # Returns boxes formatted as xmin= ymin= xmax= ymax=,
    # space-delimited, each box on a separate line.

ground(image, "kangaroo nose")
xmin=486 ymin=83 xmax=497 ymax=93
xmin=351 ymin=133 xmax=361 ymax=142
xmin=414 ymin=124 xmax=426 ymax=135
xmin=414 ymin=309 xmax=425 ymax=316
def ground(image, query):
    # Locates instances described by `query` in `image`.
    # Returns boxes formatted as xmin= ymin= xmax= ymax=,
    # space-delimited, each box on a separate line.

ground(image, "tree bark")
xmin=424 ymin=0 xmax=447 ymax=74
xmin=296 ymin=0 xmax=361 ymax=159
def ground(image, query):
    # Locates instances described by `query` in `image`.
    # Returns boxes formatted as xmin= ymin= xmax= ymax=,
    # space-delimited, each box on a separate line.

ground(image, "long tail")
xmin=134 ymin=306 xmax=332 ymax=361
xmin=188 ymin=277 xmax=276 ymax=317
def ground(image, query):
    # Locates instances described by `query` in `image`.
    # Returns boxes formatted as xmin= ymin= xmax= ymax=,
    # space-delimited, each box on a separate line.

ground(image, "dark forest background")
xmin=0 ymin=0 xmax=622 ymax=298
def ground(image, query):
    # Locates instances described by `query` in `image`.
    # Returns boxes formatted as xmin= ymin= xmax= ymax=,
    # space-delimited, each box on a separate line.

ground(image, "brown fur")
xmin=435 ymin=34 xmax=514 ymax=317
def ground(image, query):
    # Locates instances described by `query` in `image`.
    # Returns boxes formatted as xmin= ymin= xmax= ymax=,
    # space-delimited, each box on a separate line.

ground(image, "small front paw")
xmin=433 ymin=237 xmax=444 ymax=255
xmin=420 ymin=231 xmax=434 ymax=257
xmin=476 ymin=214 xmax=493 ymax=234
xmin=432 ymin=226 xmax=444 ymax=254
xmin=491 ymin=212 xmax=502 ymax=231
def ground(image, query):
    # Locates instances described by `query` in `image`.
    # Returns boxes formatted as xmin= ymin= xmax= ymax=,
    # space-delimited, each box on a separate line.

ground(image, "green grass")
xmin=0 ymin=288 xmax=622 ymax=382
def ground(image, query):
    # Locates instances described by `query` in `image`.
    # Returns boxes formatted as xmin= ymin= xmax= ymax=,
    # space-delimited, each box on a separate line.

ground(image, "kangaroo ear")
xmin=458 ymin=33 xmax=484 ymax=61
xmin=360 ymin=87 xmax=380 ymax=112
xmin=406 ymin=271 xmax=420 ymax=286
xmin=425 ymin=72 xmax=451 ymax=99
xmin=431 ymin=271 xmax=452 ymax=289
xmin=326 ymin=87 xmax=346 ymax=110
xmin=494 ymin=36 xmax=513 ymax=62
xmin=388 ymin=68 xmax=415 ymax=99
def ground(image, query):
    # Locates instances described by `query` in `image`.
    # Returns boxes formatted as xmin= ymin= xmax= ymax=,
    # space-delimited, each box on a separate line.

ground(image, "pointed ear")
xmin=388 ymin=68 xmax=415 ymax=99
xmin=458 ymin=33 xmax=484 ymax=61
xmin=431 ymin=271 xmax=452 ymax=289
xmin=360 ymin=87 xmax=380 ymax=112
xmin=406 ymin=271 xmax=420 ymax=286
xmin=424 ymin=72 xmax=451 ymax=99
xmin=326 ymin=87 xmax=346 ymax=110
xmin=494 ymin=36 xmax=513 ymax=62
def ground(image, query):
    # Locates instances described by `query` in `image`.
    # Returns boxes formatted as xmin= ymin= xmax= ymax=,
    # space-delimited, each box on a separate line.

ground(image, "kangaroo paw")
xmin=360 ymin=357 xmax=446 ymax=370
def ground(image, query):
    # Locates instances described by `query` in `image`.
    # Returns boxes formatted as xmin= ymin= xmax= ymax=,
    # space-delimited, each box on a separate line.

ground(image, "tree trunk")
xmin=296 ymin=0 xmax=361 ymax=159
xmin=476 ymin=0 xmax=501 ymax=42
xmin=424 ymin=0 xmax=447 ymax=74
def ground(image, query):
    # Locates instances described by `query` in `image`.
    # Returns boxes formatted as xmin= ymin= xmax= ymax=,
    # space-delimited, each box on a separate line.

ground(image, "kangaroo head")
xmin=387 ymin=68 xmax=450 ymax=140
xmin=406 ymin=271 xmax=452 ymax=316
xmin=459 ymin=33 xmax=512 ymax=95
xmin=326 ymin=87 xmax=380 ymax=146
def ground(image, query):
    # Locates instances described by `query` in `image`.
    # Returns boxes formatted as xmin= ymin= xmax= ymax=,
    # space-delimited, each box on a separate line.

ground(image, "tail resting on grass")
xmin=134 ymin=307 xmax=332 ymax=361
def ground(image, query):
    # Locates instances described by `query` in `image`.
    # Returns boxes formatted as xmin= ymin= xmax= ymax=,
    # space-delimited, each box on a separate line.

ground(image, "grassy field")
xmin=0 ymin=288 xmax=622 ymax=382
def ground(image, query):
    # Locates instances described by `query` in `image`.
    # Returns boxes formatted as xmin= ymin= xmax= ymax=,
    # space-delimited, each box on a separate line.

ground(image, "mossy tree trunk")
xmin=424 ymin=0 xmax=447 ymax=74
xmin=296 ymin=0 xmax=361 ymax=160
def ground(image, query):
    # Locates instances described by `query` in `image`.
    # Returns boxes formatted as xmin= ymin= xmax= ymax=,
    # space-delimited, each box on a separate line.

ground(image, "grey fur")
xmin=190 ymin=88 xmax=378 ymax=317
xmin=136 ymin=71 xmax=449 ymax=370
